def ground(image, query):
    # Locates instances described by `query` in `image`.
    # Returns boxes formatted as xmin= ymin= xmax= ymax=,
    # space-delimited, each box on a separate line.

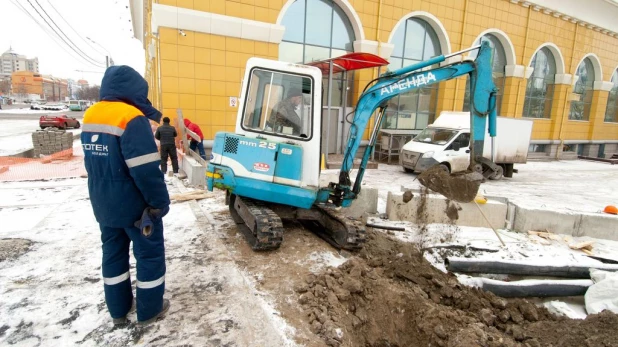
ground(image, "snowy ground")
xmin=2 ymin=150 xmax=618 ymax=344
xmin=0 ymin=177 xmax=333 ymax=346
xmin=0 ymin=108 xmax=66 ymax=114
xmin=323 ymin=160 xmax=618 ymax=215
xmin=0 ymin=119 xmax=81 ymax=156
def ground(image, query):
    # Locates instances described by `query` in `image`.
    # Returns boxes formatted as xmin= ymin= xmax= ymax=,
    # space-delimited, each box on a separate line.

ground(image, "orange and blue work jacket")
xmin=81 ymin=101 xmax=169 ymax=227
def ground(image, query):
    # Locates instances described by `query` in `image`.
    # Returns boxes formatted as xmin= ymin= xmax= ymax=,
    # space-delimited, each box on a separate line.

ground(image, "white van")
xmin=400 ymin=112 xmax=533 ymax=179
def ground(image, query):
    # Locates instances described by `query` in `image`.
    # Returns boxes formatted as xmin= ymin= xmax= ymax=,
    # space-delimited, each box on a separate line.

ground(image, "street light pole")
xmin=86 ymin=37 xmax=113 ymax=68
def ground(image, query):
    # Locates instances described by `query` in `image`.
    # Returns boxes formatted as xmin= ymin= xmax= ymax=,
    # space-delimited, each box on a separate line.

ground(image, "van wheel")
xmin=403 ymin=167 xmax=414 ymax=173
xmin=504 ymin=164 xmax=514 ymax=178
xmin=438 ymin=164 xmax=450 ymax=173
xmin=489 ymin=166 xmax=504 ymax=180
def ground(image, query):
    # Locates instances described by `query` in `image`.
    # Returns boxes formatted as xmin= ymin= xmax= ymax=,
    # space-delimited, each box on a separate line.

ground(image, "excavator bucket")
xmin=417 ymin=166 xmax=484 ymax=203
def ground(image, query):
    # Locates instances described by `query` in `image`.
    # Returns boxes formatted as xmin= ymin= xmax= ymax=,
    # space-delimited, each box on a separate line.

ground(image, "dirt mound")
xmin=0 ymin=238 xmax=33 ymax=262
xmin=418 ymin=166 xmax=483 ymax=203
xmin=296 ymin=230 xmax=618 ymax=347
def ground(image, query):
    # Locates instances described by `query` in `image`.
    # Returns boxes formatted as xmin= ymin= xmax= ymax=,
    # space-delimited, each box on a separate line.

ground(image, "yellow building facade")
xmin=130 ymin=0 xmax=618 ymax=158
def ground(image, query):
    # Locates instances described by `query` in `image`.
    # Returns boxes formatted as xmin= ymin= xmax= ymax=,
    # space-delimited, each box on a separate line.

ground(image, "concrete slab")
xmin=180 ymin=153 xmax=206 ymax=187
xmin=578 ymin=214 xmax=618 ymax=241
xmin=341 ymin=188 xmax=378 ymax=219
xmin=512 ymin=206 xmax=582 ymax=236
xmin=386 ymin=190 xmax=508 ymax=229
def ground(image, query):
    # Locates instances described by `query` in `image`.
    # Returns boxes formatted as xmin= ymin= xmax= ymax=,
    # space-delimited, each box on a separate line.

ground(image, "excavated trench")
xmin=295 ymin=230 xmax=618 ymax=347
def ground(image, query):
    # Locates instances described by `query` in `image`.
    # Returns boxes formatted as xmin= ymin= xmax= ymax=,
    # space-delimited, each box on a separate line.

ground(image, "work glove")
xmin=134 ymin=206 xmax=169 ymax=237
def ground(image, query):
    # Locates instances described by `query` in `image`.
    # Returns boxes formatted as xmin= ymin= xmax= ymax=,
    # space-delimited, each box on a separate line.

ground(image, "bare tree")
xmin=15 ymin=84 xmax=29 ymax=101
xmin=77 ymin=85 xmax=101 ymax=101
xmin=0 ymin=79 xmax=10 ymax=95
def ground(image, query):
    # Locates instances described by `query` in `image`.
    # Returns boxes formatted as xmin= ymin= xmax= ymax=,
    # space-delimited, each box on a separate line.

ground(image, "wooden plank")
xmin=569 ymin=240 xmax=595 ymax=250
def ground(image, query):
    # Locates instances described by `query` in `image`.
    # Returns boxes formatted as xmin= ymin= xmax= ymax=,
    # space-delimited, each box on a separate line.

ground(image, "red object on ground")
xmin=306 ymin=52 xmax=390 ymax=74
xmin=39 ymin=114 xmax=81 ymax=129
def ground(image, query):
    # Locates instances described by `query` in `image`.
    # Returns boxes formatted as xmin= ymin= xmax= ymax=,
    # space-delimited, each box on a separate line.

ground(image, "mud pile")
xmin=296 ymin=231 xmax=618 ymax=347
xmin=418 ymin=166 xmax=483 ymax=202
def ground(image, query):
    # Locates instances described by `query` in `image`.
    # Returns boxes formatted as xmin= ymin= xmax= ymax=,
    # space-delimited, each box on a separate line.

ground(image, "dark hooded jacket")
xmin=81 ymin=65 xmax=170 ymax=227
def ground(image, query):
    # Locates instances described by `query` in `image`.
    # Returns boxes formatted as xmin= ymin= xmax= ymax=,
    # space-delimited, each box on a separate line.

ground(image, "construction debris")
xmin=569 ymin=241 xmax=595 ymax=255
xmin=528 ymin=230 xmax=562 ymax=241
xmin=170 ymin=190 xmax=209 ymax=202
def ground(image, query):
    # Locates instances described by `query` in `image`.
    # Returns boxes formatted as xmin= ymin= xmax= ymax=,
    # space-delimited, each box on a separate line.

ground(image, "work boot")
xmin=112 ymin=299 xmax=136 ymax=326
xmin=138 ymin=299 xmax=170 ymax=326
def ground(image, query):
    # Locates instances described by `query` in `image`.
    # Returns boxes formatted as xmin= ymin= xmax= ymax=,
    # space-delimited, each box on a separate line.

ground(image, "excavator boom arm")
xmin=318 ymin=41 xmax=497 ymax=206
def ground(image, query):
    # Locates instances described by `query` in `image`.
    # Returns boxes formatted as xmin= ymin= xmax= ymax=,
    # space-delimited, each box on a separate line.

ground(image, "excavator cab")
xmin=209 ymin=59 xmax=324 ymax=208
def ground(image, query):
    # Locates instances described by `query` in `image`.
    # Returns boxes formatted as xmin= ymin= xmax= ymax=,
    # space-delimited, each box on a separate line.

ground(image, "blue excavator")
xmin=206 ymin=41 xmax=498 ymax=251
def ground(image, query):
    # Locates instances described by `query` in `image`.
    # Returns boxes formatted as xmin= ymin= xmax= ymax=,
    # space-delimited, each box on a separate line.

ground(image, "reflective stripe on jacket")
xmin=81 ymin=101 xmax=170 ymax=227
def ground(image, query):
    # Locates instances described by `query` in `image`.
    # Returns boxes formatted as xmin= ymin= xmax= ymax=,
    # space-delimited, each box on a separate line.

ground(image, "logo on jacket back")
xmin=83 ymin=134 xmax=108 ymax=156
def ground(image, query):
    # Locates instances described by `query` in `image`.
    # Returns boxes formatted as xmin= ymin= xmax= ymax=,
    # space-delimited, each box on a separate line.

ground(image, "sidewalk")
xmin=0 ymin=177 xmax=298 ymax=346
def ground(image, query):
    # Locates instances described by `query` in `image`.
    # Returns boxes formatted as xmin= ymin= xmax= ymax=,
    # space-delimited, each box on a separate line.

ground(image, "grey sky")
xmin=1 ymin=0 xmax=144 ymax=85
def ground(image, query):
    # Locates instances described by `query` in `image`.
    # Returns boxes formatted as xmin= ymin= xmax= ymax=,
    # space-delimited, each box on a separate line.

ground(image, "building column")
xmin=501 ymin=65 xmax=533 ymax=118
xmin=548 ymin=74 xmax=574 ymax=140
xmin=588 ymin=81 xmax=613 ymax=140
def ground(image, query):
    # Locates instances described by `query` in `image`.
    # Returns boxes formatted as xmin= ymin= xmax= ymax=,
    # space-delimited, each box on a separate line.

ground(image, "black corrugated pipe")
xmin=462 ymin=277 xmax=594 ymax=298
xmin=445 ymin=258 xmax=618 ymax=279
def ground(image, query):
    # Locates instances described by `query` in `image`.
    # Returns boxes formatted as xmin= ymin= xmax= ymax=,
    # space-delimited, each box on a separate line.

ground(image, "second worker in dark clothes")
xmin=155 ymin=117 xmax=179 ymax=174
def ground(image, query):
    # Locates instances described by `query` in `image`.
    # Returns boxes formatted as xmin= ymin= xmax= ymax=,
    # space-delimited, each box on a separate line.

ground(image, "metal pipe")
xmin=372 ymin=0 xmax=384 ymax=81
xmin=352 ymin=108 xmax=386 ymax=194
xmin=340 ymin=70 xmax=348 ymax=154
xmin=453 ymin=0 xmax=470 ymax=110
xmin=444 ymin=45 xmax=481 ymax=59
xmin=391 ymin=46 xmax=481 ymax=77
xmin=557 ymin=22 xmax=580 ymax=159
xmin=325 ymin=60 xmax=334 ymax=162
xmin=368 ymin=108 xmax=386 ymax=145
xmin=514 ymin=6 xmax=532 ymax=117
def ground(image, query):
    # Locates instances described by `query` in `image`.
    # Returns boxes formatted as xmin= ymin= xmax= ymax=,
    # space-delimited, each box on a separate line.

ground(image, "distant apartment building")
xmin=0 ymin=47 xmax=39 ymax=79
xmin=12 ymin=71 xmax=68 ymax=102
xmin=77 ymin=79 xmax=89 ymax=89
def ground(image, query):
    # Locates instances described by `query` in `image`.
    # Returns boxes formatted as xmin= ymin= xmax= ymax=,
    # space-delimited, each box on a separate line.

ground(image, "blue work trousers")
xmin=189 ymin=140 xmax=207 ymax=160
xmin=100 ymin=221 xmax=166 ymax=322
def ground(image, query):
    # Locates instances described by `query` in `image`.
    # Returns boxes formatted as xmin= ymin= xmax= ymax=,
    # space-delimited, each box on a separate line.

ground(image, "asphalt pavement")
xmin=0 ymin=104 xmax=85 ymax=120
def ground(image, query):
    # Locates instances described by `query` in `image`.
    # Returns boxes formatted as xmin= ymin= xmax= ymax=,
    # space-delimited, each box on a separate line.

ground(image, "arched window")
xmin=386 ymin=18 xmax=441 ymax=130
xmin=523 ymin=47 xmax=556 ymax=118
xmin=279 ymin=0 xmax=355 ymax=107
xmin=604 ymin=69 xmax=618 ymax=123
xmin=569 ymin=58 xmax=595 ymax=121
xmin=463 ymin=34 xmax=506 ymax=114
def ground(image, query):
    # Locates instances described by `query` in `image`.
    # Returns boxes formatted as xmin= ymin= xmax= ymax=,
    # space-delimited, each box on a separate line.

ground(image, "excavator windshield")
xmin=241 ymin=68 xmax=314 ymax=140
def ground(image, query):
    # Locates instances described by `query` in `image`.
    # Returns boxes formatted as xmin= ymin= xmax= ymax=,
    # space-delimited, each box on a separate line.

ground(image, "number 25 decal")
xmin=258 ymin=142 xmax=276 ymax=150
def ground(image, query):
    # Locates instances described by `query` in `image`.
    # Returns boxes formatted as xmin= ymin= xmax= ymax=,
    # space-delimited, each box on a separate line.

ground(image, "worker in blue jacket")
xmin=81 ymin=65 xmax=170 ymax=326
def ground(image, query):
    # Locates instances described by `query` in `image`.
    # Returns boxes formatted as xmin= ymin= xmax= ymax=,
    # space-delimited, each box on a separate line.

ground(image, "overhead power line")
xmin=46 ymin=0 xmax=108 ymax=57
xmin=23 ymin=0 xmax=106 ymax=68
xmin=31 ymin=0 xmax=105 ymax=67
xmin=8 ymin=0 xmax=100 ymax=69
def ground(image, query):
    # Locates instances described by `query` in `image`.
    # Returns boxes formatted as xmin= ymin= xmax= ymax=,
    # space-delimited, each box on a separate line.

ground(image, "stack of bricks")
xmin=32 ymin=128 xmax=74 ymax=157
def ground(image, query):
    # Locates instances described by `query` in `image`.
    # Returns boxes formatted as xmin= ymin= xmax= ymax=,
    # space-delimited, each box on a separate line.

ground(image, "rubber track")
xmin=230 ymin=196 xmax=284 ymax=251
xmin=313 ymin=205 xmax=366 ymax=251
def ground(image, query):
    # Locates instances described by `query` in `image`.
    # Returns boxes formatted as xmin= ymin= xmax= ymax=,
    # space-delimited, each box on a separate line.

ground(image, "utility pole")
xmin=106 ymin=56 xmax=109 ymax=68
